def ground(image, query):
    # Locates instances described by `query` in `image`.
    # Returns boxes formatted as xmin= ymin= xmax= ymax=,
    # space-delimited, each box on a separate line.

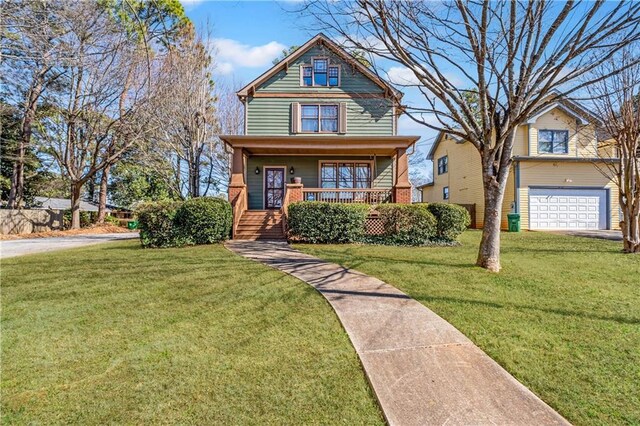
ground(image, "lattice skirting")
xmin=365 ymin=214 xmax=385 ymax=235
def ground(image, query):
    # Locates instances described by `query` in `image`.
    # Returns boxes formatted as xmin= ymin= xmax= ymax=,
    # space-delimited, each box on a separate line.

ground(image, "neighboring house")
xmin=32 ymin=197 xmax=110 ymax=213
xmin=221 ymin=33 xmax=419 ymax=240
xmin=420 ymin=100 xmax=620 ymax=231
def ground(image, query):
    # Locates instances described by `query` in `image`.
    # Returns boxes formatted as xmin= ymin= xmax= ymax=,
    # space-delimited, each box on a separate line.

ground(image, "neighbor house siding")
xmin=422 ymin=106 xmax=619 ymax=230
xmin=246 ymin=97 xmax=393 ymax=136
xmin=528 ymin=109 xmax=598 ymax=158
xmin=517 ymin=161 xmax=620 ymax=230
xmin=246 ymin=156 xmax=393 ymax=210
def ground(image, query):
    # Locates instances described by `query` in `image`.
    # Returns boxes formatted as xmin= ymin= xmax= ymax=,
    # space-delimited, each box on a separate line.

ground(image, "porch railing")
xmin=301 ymin=188 xmax=393 ymax=205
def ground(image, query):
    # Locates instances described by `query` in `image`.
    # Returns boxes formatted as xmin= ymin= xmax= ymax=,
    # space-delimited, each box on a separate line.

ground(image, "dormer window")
xmin=301 ymin=58 xmax=340 ymax=87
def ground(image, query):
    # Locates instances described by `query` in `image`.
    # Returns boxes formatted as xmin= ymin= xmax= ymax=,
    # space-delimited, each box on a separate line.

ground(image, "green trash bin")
xmin=507 ymin=213 xmax=520 ymax=232
xmin=127 ymin=220 xmax=139 ymax=230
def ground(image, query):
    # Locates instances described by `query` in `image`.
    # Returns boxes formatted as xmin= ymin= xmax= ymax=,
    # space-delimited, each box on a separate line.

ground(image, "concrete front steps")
xmin=234 ymin=210 xmax=285 ymax=241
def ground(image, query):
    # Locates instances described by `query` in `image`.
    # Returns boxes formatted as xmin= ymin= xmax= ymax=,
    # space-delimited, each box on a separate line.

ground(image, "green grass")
xmin=1 ymin=242 xmax=383 ymax=425
xmin=295 ymin=231 xmax=640 ymax=426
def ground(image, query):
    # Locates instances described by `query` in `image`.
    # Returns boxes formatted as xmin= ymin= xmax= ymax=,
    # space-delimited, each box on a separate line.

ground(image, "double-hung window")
xmin=314 ymin=58 xmax=328 ymax=86
xmin=301 ymin=58 xmax=340 ymax=87
xmin=539 ymin=130 xmax=569 ymax=154
xmin=300 ymin=104 xmax=338 ymax=133
xmin=443 ymin=186 xmax=449 ymax=200
xmin=302 ymin=66 xmax=313 ymax=86
xmin=437 ymin=156 xmax=448 ymax=175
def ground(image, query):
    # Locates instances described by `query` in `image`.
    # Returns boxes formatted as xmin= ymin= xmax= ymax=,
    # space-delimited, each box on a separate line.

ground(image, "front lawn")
xmin=295 ymin=231 xmax=640 ymax=425
xmin=1 ymin=242 xmax=383 ymax=424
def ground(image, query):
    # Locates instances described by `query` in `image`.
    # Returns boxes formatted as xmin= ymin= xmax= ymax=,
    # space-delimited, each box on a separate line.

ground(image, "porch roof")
xmin=220 ymin=135 xmax=420 ymax=156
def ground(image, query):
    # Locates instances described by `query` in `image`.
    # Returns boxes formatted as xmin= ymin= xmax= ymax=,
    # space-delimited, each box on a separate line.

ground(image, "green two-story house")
xmin=221 ymin=34 xmax=419 ymax=240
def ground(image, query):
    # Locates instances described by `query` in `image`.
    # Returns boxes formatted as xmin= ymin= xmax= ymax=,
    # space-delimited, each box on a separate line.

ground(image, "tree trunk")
xmin=6 ymin=143 xmax=24 ymax=209
xmin=476 ymin=133 xmax=514 ymax=272
xmin=620 ymin=196 xmax=640 ymax=254
xmin=477 ymin=180 xmax=507 ymax=271
xmin=618 ymin=145 xmax=640 ymax=253
xmin=97 ymin=163 xmax=111 ymax=224
xmin=70 ymin=182 xmax=82 ymax=230
xmin=8 ymin=72 xmax=43 ymax=209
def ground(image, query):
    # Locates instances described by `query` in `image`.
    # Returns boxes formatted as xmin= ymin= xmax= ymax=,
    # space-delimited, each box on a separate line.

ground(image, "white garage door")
xmin=529 ymin=188 xmax=608 ymax=230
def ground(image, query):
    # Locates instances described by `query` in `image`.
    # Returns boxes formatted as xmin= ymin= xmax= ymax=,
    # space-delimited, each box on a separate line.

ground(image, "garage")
xmin=529 ymin=188 xmax=609 ymax=230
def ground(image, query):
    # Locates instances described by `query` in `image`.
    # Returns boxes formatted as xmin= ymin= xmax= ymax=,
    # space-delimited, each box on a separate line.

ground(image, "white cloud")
xmin=215 ymin=62 xmax=235 ymax=75
xmin=387 ymin=65 xmax=468 ymax=88
xmin=387 ymin=66 xmax=421 ymax=85
xmin=179 ymin=0 xmax=203 ymax=9
xmin=210 ymin=38 xmax=286 ymax=68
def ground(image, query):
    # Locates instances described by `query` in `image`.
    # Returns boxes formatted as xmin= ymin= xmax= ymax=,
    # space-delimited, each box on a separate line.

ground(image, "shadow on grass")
xmin=412 ymin=293 xmax=640 ymax=326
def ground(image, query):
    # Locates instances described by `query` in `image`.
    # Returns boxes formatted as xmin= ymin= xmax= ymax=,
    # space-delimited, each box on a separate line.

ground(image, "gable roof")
xmin=426 ymin=98 xmax=599 ymax=160
xmin=236 ymin=33 xmax=402 ymax=102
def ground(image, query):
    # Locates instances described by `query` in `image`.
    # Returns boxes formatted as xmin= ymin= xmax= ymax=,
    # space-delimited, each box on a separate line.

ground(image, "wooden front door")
xmin=264 ymin=167 xmax=285 ymax=209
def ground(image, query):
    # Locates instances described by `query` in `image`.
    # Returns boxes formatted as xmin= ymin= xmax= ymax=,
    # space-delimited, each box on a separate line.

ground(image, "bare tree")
xmin=146 ymin=28 xmax=224 ymax=198
xmin=586 ymin=44 xmax=640 ymax=253
xmin=303 ymin=0 xmax=640 ymax=271
xmin=1 ymin=0 xmax=68 ymax=208
xmin=38 ymin=2 xmax=149 ymax=228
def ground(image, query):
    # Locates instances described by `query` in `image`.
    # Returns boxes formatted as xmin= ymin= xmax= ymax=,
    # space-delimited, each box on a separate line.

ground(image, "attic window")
xmin=301 ymin=58 xmax=340 ymax=87
xmin=314 ymin=58 xmax=328 ymax=85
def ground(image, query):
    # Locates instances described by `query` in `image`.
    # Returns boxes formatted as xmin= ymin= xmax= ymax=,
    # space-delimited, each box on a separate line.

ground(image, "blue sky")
xmin=181 ymin=0 xmax=435 ymax=183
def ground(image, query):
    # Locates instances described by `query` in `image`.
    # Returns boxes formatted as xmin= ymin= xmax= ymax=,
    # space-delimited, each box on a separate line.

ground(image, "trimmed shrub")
xmin=135 ymin=201 xmax=182 ymax=248
xmin=427 ymin=203 xmax=471 ymax=241
xmin=377 ymin=204 xmax=437 ymax=245
xmin=174 ymin=197 xmax=232 ymax=245
xmin=287 ymin=202 xmax=369 ymax=243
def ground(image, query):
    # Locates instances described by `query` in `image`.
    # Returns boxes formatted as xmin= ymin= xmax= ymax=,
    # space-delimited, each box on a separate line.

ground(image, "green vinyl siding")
xmin=247 ymin=45 xmax=394 ymax=136
xmin=246 ymin=156 xmax=393 ymax=210
xmin=258 ymin=46 xmax=384 ymax=94
xmin=247 ymin=97 xmax=392 ymax=136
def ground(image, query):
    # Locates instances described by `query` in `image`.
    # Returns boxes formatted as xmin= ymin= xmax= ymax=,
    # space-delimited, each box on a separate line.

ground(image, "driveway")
xmin=556 ymin=230 xmax=623 ymax=241
xmin=1 ymin=233 xmax=138 ymax=259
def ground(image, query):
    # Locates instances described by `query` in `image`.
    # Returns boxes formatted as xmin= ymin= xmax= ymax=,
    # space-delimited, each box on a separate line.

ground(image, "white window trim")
xmin=437 ymin=155 xmax=448 ymax=175
xmin=299 ymin=103 xmax=340 ymax=134
xmin=538 ymin=129 xmax=570 ymax=155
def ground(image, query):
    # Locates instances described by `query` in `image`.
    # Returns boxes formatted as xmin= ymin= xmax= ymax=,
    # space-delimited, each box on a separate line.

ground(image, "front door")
xmin=264 ymin=167 xmax=285 ymax=209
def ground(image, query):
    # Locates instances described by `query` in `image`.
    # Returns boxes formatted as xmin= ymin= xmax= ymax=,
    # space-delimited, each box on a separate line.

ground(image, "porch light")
xmin=255 ymin=167 xmax=260 ymax=175
xmin=289 ymin=167 xmax=295 ymax=175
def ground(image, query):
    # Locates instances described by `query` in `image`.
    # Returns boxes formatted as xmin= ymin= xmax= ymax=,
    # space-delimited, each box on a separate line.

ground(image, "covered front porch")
xmin=221 ymin=135 xmax=419 ymax=238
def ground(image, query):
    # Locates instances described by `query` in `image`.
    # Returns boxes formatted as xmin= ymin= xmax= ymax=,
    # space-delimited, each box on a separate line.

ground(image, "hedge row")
xmin=287 ymin=202 xmax=470 ymax=245
xmin=287 ymin=202 xmax=369 ymax=243
xmin=135 ymin=197 xmax=232 ymax=248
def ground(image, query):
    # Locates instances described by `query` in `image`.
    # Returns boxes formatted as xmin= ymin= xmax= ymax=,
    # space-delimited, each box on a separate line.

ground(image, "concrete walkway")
xmin=226 ymin=241 xmax=568 ymax=426
xmin=1 ymin=233 xmax=138 ymax=259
